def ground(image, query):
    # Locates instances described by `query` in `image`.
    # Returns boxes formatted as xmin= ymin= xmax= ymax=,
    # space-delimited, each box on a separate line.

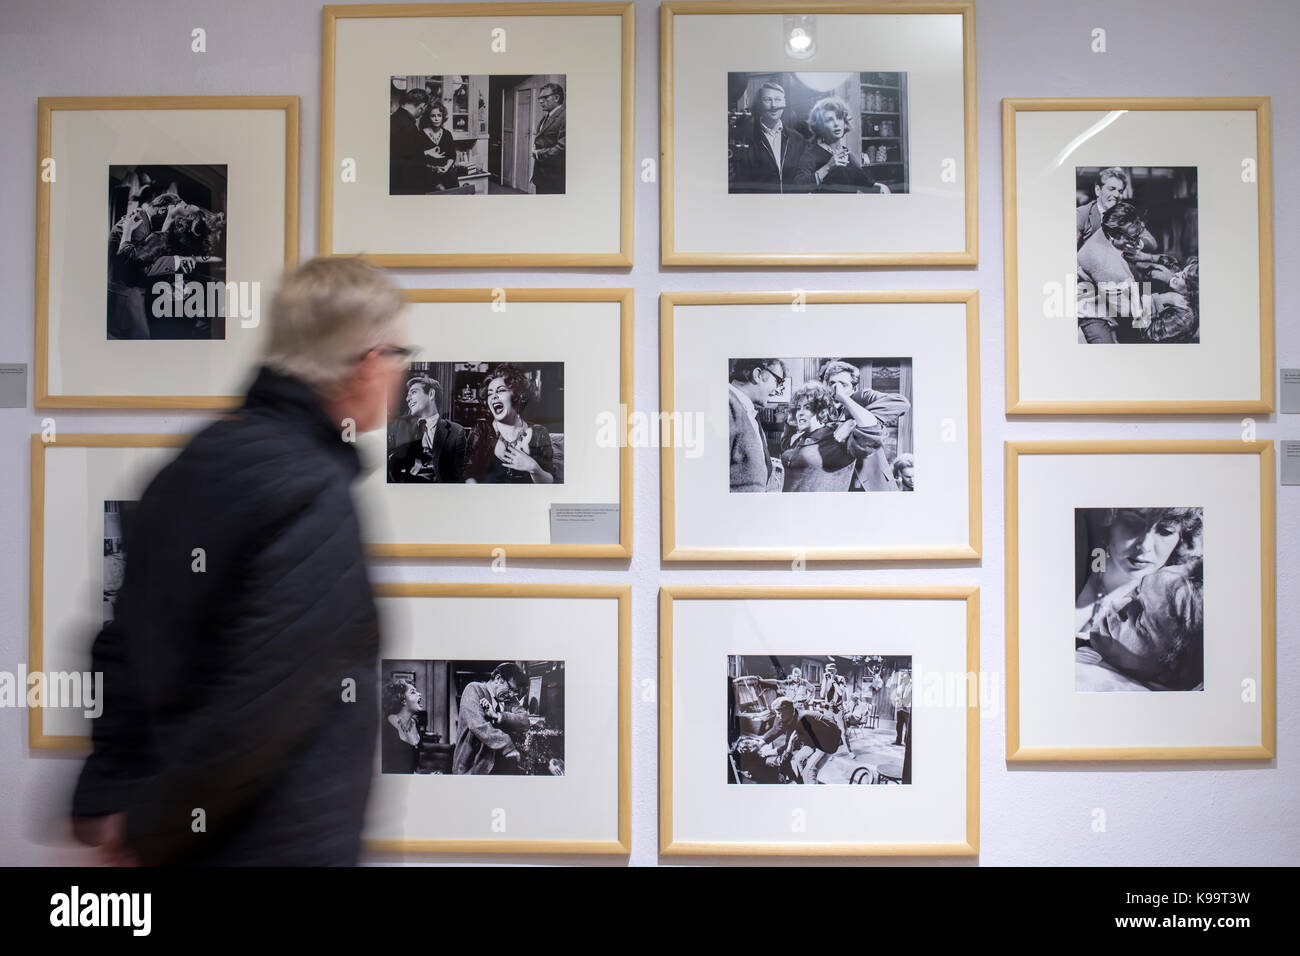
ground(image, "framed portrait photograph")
xmin=320 ymin=2 xmax=634 ymax=266
xmin=660 ymin=290 xmax=979 ymax=561
xmin=355 ymin=289 xmax=632 ymax=558
xmin=28 ymin=434 xmax=186 ymax=749
xmin=661 ymin=1 xmax=976 ymax=265
xmin=35 ymin=96 xmax=299 ymax=408
xmin=1003 ymin=97 xmax=1274 ymax=413
xmin=1005 ymin=441 xmax=1275 ymax=761
xmin=660 ymin=586 xmax=979 ymax=856
xmin=366 ymin=583 xmax=630 ymax=855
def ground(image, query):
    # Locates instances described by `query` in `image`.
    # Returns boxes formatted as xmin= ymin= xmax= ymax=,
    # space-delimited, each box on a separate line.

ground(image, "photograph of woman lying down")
xmin=1074 ymin=507 xmax=1204 ymax=692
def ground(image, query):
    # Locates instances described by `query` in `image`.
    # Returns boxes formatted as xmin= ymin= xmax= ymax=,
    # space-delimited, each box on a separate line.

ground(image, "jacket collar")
xmin=242 ymin=365 xmax=362 ymax=478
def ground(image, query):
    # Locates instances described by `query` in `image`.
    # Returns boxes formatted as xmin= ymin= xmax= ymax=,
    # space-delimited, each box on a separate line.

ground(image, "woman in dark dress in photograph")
xmin=419 ymin=103 xmax=460 ymax=191
xmin=464 ymin=364 xmax=557 ymax=484
xmin=799 ymin=96 xmax=889 ymax=194
xmin=381 ymin=679 xmax=422 ymax=774
xmin=779 ymin=382 xmax=884 ymax=493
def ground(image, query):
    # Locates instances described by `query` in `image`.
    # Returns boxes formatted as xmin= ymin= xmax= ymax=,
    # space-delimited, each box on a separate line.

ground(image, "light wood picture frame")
xmin=1005 ymin=440 xmax=1276 ymax=761
xmin=29 ymin=433 xmax=188 ymax=749
xmin=1003 ymin=97 xmax=1274 ymax=414
xmin=320 ymin=2 xmax=635 ymax=266
xmin=659 ymin=585 xmax=980 ymax=856
xmin=35 ymin=95 xmax=300 ymax=409
xmin=360 ymin=287 xmax=633 ymax=559
xmin=660 ymin=289 xmax=981 ymax=562
xmin=661 ymin=0 xmax=977 ymax=266
xmin=365 ymin=582 xmax=631 ymax=855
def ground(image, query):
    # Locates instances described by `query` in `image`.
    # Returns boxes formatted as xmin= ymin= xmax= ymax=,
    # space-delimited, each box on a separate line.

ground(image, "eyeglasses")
xmin=357 ymin=344 xmax=420 ymax=363
xmin=761 ymin=366 xmax=787 ymax=387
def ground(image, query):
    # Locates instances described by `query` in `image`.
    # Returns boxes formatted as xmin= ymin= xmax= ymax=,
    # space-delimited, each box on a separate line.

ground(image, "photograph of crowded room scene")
xmin=727 ymin=655 xmax=912 ymax=785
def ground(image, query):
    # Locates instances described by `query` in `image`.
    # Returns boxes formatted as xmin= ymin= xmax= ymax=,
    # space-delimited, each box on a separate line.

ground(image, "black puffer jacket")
xmin=71 ymin=366 xmax=380 ymax=865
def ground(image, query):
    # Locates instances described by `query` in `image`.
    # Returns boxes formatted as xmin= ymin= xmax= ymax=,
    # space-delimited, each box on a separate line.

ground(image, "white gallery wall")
xmin=0 ymin=0 xmax=1296 ymax=866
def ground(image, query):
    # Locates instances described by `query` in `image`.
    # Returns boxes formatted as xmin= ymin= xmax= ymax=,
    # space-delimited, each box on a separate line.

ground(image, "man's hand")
xmin=72 ymin=813 xmax=139 ymax=866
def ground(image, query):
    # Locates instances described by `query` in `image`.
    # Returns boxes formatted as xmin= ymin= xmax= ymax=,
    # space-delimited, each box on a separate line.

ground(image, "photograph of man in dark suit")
xmin=389 ymin=88 xmax=437 ymax=195
xmin=729 ymin=358 xmax=787 ymax=493
xmin=387 ymin=374 xmax=466 ymax=483
xmin=728 ymin=79 xmax=811 ymax=194
xmin=531 ymin=82 xmax=566 ymax=195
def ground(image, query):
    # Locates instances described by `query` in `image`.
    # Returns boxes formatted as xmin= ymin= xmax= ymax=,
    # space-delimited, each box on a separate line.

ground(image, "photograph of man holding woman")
xmin=727 ymin=71 xmax=909 ymax=195
xmin=387 ymin=360 xmax=563 ymax=485
xmin=727 ymin=356 xmax=913 ymax=494
xmin=1074 ymin=165 xmax=1200 ymax=344
xmin=381 ymin=660 xmax=565 ymax=776
xmin=1074 ymin=507 xmax=1204 ymax=692
xmin=106 ymin=164 xmax=228 ymax=340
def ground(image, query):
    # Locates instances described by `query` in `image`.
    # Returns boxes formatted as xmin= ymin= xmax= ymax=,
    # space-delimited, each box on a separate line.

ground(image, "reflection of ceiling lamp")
xmin=784 ymin=14 xmax=815 ymax=59
xmin=794 ymin=71 xmax=854 ymax=93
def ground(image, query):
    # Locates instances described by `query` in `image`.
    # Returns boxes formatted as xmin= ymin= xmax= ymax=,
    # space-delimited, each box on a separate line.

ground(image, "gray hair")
xmin=1096 ymin=166 xmax=1130 ymax=190
xmin=262 ymin=256 xmax=406 ymax=396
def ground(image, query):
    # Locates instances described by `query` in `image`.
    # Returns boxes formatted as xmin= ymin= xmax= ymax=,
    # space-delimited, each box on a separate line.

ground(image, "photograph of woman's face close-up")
xmin=485 ymin=376 xmax=516 ymax=422
xmin=1074 ymin=507 xmax=1204 ymax=693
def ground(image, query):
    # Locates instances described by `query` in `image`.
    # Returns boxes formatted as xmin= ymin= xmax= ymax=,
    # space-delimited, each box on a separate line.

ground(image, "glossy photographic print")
xmin=726 ymin=356 xmax=913 ymax=494
xmin=101 ymin=500 xmax=135 ymax=624
xmin=389 ymin=74 xmax=566 ymax=196
xmin=106 ymin=164 xmax=228 ymax=340
xmin=381 ymin=659 xmax=565 ymax=776
xmin=1074 ymin=507 xmax=1204 ymax=692
xmin=1074 ymin=166 xmax=1199 ymax=344
xmin=386 ymin=361 xmax=565 ymax=485
xmin=728 ymin=654 xmax=913 ymax=785
xmin=727 ymin=71 xmax=908 ymax=195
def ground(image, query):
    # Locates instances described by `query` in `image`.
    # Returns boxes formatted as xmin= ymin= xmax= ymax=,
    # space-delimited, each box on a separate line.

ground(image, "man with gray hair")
xmin=71 ymin=256 xmax=411 ymax=865
xmin=1076 ymin=166 xmax=1155 ymax=250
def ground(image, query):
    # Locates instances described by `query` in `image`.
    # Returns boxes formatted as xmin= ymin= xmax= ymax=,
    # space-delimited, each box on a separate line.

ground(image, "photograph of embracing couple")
xmin=1074 ymin=165 xmax=1200 ymax=344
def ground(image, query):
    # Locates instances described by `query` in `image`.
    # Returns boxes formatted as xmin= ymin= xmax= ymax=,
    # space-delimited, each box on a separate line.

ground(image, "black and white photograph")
xmin=106 ymin=164 xmax=228 ymax=340
xmin=728 ymin=356 xmax=913 ymax=494
xmin=1074 ymin=507 xmax=1204 ymax=692
xmin=386 ymin=360 xmax=565 ymax=485
xmin=727 ymin=72 xmax=909 ymax=195
xmin=389 ymin=74 xmax=566 ymax=195
xmin=380 ymin=659 xmax=565 ymax=776
xmin=101 ymin=499 xmax=135 ymax=624
xmin=1075 ymin=165 xmax=1199 ymax=344
xmin=727 ymin=655 xmax=913 ymax=785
